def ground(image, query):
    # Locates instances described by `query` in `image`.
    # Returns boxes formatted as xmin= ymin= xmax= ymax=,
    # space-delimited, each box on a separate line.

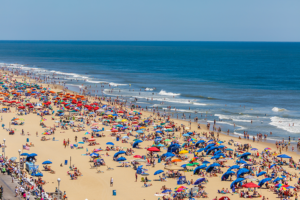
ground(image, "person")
xmin=135 ymin=172 xmax=137 ymax=182
xmin=110 ymin=177 xmax=113 ymax=187
xmin=27 ymin=191 xmax=30 ymax=200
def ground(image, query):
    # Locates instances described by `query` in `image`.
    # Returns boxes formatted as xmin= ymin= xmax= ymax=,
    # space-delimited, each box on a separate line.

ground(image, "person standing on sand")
xmin=110 ymin=177 xmax=113 ymax=187
xmin=135 ymin=173 xmax=137 ymax=182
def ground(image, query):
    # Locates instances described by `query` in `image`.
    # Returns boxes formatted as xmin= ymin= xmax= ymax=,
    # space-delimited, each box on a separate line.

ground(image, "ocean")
xmin=0 ymin=41 xmax=300 ymax=141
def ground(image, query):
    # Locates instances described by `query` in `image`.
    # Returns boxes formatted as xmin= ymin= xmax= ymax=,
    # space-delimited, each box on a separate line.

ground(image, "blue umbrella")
xmin=90 ymin=153 xmax=99 ymax=157
xmin=162 ymin=189 xmax=172 ymax=193
xmin=122 ymin=136 xmax=129 ymax=139
xmin=181 ymin=164 xmax=187 ymax=168
xmin=258 ymin=178 xmax=272 ymax=187
xmin=154 ymin=170 xmax=164 ymax=175
xmin=225 ymin=148 xmax=233 ymax=151
xmin=221 ymin=171 xmax=235 ymax=181
xmin=240 ymin=152 xmax=251 ymax=159
xmin=42 ymin=161 xmax=52 ymax=165
xmin=106 ymin=142 xmax=114 ymax=146
xmin=163 ymin=152 xmax=175 ymax=157
xmin=270 ymin=164 xmax=276 ymax=169
xmin=182 ymin=134 xmax=189 ymax=137
xmin=194 ymin=178 xmax=206 ymax=185
xmin=194 ymin=165 xmax=207 ymax=174
xmin=277 ymin=154 xmax=291 ymax=159
xmin=273 ymin=177 xmax=283 ymax=183
xmin=236 ymin=160 xmax=247 ymax=164
xmin=196 ymin=148 xmax=205 ymax=152
xmin=20 ymin=153 xmax=29 ymax=156
xmin=251 ymin=148 xmax=258 ymax=151
xmin=117 ymin=157 xmax=126 ymax=161
xmin=9 ymin=157 xmax=17 ymax=161
xmin=237 ymin=168 xmax=250 ymax=178
xmin=31 ymin=172 xmax=43 ymax=177
xmin=156 ymin=131 xmax=163 ymax=133
xmin=113 ymin=151 xmax=126 ymax=157
xmin=202 ymin=161 xmax=210 ymax=164
xmin=29 ymin=153 xmax=37 ymax=157
xmin=137 ymin=130 xmax=144 ymax=134
xmin=78 ymin=142 xmax=84 ymax=144
xmin=256 ymin=171 xmax=267 ymax=177
xmin=230 ymin=178 xmax=245 ymax=189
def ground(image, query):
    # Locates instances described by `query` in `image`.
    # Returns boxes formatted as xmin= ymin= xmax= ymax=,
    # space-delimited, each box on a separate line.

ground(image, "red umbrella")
xmin=147 ymin=147 xmax=160 ymax=152
xmin=111 ymin=129 xmax=118 ymax=132
xmin=88 ymin=138 xmax=96 ymax=142
xmin=133 ymin=155 xmax=142 ymax=158
xmin=118 ymin=110 xmax=124 ymax=113
xmin=18 ymin=106 xmax=25 ymax=109
xmin=219 ymin=197 xmax=230 ymax=200
xmin=165 ymin=125 xmax=172 ymax=128
xmin=242 ymin=182 xmax=260 ymax=188
xmin=133 ymin=116 xmax=139 ymax=119
xmin=132 ymin=121 xmax=138 ymax=124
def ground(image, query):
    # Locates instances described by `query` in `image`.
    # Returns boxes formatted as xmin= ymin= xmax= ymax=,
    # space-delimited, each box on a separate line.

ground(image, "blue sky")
xmin=0 ymin=0 xmax=299 ymax=41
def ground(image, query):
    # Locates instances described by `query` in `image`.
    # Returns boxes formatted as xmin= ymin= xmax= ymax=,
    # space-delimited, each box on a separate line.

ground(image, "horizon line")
xmin=0 ymin=40 xmax=299 ymax=43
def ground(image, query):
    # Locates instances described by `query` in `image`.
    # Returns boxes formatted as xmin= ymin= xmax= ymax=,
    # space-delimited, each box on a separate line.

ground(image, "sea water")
xmin=0 ymin=41 xmax=300 ymax=140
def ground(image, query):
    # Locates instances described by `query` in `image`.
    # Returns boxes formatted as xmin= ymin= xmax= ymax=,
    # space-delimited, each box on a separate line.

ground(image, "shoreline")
xmin=1 ymin=67 xmax=300 ymax=200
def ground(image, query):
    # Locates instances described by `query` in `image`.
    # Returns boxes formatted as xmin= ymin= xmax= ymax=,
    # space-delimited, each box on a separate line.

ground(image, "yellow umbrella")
xmin=179 ymin=150 xmax=189 ymax=154
xmin=122 ymin=119 xmax=127 ymax=122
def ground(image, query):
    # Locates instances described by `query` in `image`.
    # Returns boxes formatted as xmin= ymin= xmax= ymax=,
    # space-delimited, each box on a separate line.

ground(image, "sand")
xmin=1 ymin=69 xmax=299 ymax=200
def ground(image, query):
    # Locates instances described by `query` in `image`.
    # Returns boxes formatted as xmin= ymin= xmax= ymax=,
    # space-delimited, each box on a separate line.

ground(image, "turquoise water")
xmin=0 ymin=41 xmax=300 ymax=139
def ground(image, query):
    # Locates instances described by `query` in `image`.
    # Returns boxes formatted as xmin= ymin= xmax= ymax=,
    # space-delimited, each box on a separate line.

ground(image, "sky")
xmin=0 ymin=0 xmax=299 ymax=41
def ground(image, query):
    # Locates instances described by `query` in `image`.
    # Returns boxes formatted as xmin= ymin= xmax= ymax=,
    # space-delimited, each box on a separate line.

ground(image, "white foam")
xmin=215 ymin=114 xmax=252 ymax=123
xmin=86 ymin=80 xmax=106 ymax=84
xmin=269 ymin=116 xmax=300 ymax=133
xmin=109 ymin=82 xmax=127 ymax=86
xmin=145 ymin=88 xmax=154 ymax=91
xmin=272 ymin=107 xmax=287 ymax=112
xmin=158 ymin=90 xmax=180 ymax=96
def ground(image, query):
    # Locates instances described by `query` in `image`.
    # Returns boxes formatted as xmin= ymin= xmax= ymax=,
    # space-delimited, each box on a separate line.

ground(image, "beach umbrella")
xmin=163 ymin=152 xmax=175 ymax=157
xmin=179 ymin=150 xmax=189 ymax=154
xmin=219 ymin=197 xmax=230 ymax=200
xmin=277 ymin=154 xmax=291 ymax=159
xmin=221 ymin=171 xmax=235 ymax=181
xmin=251 ymin=148 xmax=258 ymax=151
xmin=196 ymin=148 xmax=205 ymax=153
xmin=42 ymin=161 xmax=52 ymax=164
xmin=31 ymin=172 xmax=43 ymax=177
xmin=78 ymin=142 xmax=84 ymax=144
xmin=147 ymin=147 xmax=160 ymax=152
xmin=258 ymin=178 xmax=272 ymax=187
xmin=88 ymin=138 xmax=96 ymax=142
xmin=240 ymin=152 xmax=251 ymax=159
xmin=230 ymin=178 xmax=245 ymax=189
xmin=171 ymin=159 xmax=182 ymax=163
xmin=194 ymin=165 xmax=207 ymax=174
xmin=236 ymin=160 xmax=247 ymax=164
xmin=117 ymin=157 xmax=126 ymax=161
xmin=133 ymin=155 xmax=142 ymax=158
xmin=106 ymin=142 xmax=114 ymax=146
xmin=237 ymin=168 xmax=250 ymax=178
xmin=90 ymin=153 xmax=99 ymax=157
xmin=162 ymin=189 xmax=172 ymax=193
xmin=20 ymin=153 xmax=29 ymax=156
xmin=9 ymin=157 xmax=17 ymax=161
xmin=256 ymin=171 xmax=267 ymax=177
xmin=194 ymin=178 xmax=206 ymax=185
xmin=242 ymin=182 xmax=260 ymax=188
xmin=202 ymin=161 xmax=210 ymax=164
xmin=225 ymin=148 xmax=233 ymax=151
xmin=113 ymin=151 xmax=126 ymax=157
xmin=154 ymin=170 xmax=164 ymax=175
xmin=29 ymin=153 xmax=37 ymax=157
xmin=273 ymin=177 xmax=283 ymax=183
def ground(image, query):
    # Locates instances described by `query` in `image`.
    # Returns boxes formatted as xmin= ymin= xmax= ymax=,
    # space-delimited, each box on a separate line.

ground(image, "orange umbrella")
xmin=171 ymin=159 xmax=182 ymax=162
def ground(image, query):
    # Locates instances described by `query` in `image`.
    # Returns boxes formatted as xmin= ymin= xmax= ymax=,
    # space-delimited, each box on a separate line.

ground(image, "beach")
xmin=1 ymin=67 xmax=300 ymax=200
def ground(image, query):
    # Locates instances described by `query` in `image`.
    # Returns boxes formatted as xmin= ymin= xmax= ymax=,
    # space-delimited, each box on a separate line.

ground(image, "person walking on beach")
xmin=135 ymin=172 xmax=137 ymax=182
xmin=110 ymin=177 xmax=113 ymax=187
